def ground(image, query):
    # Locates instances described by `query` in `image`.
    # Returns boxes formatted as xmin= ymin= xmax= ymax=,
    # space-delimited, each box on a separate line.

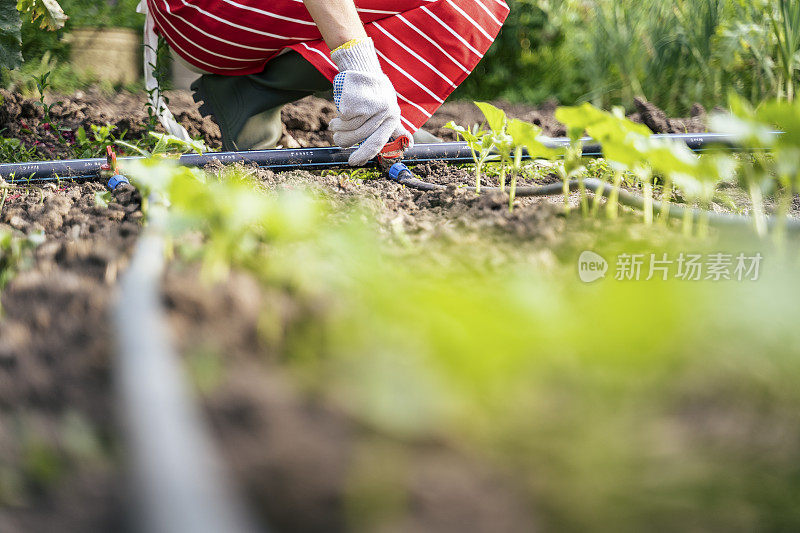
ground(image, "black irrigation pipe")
xmin=388 ymin=164 xmax=800 ymax=231
xmin=114 ymin=201 xmax=262 ymax=533
xmin=0 ymin=132 xmax=743 ymax=182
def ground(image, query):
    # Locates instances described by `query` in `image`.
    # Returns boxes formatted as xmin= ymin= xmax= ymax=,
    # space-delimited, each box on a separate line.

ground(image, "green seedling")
xmin=116 ymin=131 xmax=206 ymax=158
xmin=32 ymin=71 xmax=69 ymax=146
xmin=712 ymin=93 xmax=800 ymax=241
xmin=444 ymin=122 xmax=496 ymax=193
xmin=0 ymin=137 xmax=37 ymax=163
xmin=475 ymin=102 xmax=513 ymax=192
xmin=506 ymin=118 xmax=561 ymax=211
xmin=553 ymin=104 xmax=599 ymax=215
xmin=75 ymin=123 xmax=118 ymax=158
xmin=94 ymin=190 xmax=112 ymax=208
xmin=0 ymin=229 xmax=45 ymax=315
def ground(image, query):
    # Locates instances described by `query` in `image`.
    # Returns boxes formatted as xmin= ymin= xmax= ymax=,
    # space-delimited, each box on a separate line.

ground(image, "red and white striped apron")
xmin=145 ymin=0 xmax=509 ymax=133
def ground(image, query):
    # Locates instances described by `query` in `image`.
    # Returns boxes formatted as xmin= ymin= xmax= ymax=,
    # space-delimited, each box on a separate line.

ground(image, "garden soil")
xmin=0 ymin=89 xmax=710 ymax=160
xmin=0 ymin=88 xmax=718 ymax=531
xmin=0 ymin=167 xmax=554 ymax=532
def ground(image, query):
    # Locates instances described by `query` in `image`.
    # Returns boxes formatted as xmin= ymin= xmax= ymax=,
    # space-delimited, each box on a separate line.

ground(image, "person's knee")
xmin=192 ymin=52 xmax=331 ymax=151
xmin=235 ymin=107 xmax=284 ymax=151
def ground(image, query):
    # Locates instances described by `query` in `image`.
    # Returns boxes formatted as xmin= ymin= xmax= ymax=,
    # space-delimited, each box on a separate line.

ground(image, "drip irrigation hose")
xmin=388 ymin=163 xmax=800 ymax=232
xmin=114 ymin=198 xmax=261 ymax=533
xmin=0 ymin=133 xmax=743 ymax=182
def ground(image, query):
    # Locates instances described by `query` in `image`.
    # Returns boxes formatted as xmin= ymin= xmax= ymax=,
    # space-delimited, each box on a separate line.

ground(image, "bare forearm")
xmin=303 ymin=0 xmax=367 ymax=50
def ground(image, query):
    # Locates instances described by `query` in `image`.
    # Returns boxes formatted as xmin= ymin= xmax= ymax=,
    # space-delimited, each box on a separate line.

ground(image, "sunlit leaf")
xmin=475 ymin=101 xmax=507 ymax=134
xmin=507 ymin=118 xmax=561 ymax=160
xmin=16 ymin=0 xmax=67 ymax=31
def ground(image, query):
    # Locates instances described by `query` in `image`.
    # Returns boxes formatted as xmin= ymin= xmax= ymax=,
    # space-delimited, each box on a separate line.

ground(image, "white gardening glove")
xmin=329 ymin=38 xmax=413 ymax=166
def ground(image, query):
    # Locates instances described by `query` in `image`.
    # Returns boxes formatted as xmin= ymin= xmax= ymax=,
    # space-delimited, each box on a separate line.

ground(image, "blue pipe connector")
xmin=107 ymin=174 xmax=130 ymax=190
xmin=388 ymin=162 xmax=413 ymax=181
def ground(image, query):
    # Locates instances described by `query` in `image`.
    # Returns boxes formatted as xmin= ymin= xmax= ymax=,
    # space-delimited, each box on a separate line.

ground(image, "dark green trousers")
xmin=191 ymin=51 xmax=332 ymax=151
xmin=191 ymin=49 xmax=442 ymax=150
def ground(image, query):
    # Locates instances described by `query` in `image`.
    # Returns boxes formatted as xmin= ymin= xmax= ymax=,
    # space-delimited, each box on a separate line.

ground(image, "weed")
xmin=0 ymin=137 xmax=38 ymax=163
xmin=0 ymin=228 xmax=44 ymax=314
xmin=143 ymin=37 xmax=173 ymax=134
xmin=94 ymin=190 xmax=111 ymax=208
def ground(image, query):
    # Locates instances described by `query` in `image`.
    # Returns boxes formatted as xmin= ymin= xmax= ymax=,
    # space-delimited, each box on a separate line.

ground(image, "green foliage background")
xmin=455 ymin=0 xmax=800 ymax=115
xmin=0 ymin=1 xmax=23 ymax=70
xmin=19 ymin=0 xmax=143 ymax=63
xmin=4 ymin=0 xmax=800 ymax=114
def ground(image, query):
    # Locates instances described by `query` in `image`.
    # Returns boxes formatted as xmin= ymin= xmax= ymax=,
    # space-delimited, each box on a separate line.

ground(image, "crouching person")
xmin=138 ymin=0 xmax=509 ymax=165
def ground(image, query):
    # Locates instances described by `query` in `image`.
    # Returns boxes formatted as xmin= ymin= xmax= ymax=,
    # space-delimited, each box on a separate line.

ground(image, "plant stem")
xmin=682 ymin=204 xmax=693 ymax=237
xmin=509 ymin=147 xmax=522 ymax=211
xmin=591 ymin=181 xmax=605 ymax=218
xmin=773 ymin=176 xmax=792 ymax=245
xmin=643 ymin=181 xmax=654 ymax=224
xmin=697 ymin=200 xmax=710 ymax=238
xmin=470 ymin=145 xmax=481 ymax=194
xmin=748 ymin=180 xmax=767 ymax=237
xmin=658 ymin=178 xmax=672 ymax=225
xmin=578 ymin=176 xmax=588 ymax=217
xmin=509 ymin=174 xmax=517 ymax=211
xmin=561 ymin=169 xmax=571 ymax=215
xmin=499 ymin=163 xmax=506 ymax=192
xmin=607 ymin=171 xmax=622 ymax=219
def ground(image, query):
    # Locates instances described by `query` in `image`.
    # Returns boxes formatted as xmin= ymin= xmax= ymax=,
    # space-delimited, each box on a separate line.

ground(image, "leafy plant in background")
xmin=75 ymin=123 xmax=116 ymax=157
xmin=768 ymin=0 xmax=800 ymax=101
xmin=457 ymin=0 xmax=800 ymax=115
xmin=1 ymin=0 xmax=66 ymax=71
xmin=17 ymin=0 xmax=67 ymax=31
xmin=506 ymin=117 xmax=560 ymax=210
xmin=711 ymin=94 xmax=800 ymax=240
xmin=476 ymin=101 xmax=513 ymax=192
xmin=0 ymin=228 xmax=45 ymax=315
xmin=444 ymin=122 xmax=496 ymax=193
xmin=0 ymin=136 xmax=38 ymax=162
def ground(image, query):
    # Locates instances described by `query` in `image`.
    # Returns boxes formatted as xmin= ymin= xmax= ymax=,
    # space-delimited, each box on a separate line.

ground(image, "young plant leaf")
xmin=444 ymin=121 xmax=479 ymax=143
xmin=475 ymin=102 xmax=507 ymax=134
xmin=94 ymin=190 xmax=112 ymax=208
xmin=507 ymin=118 xmax=561 ymax=160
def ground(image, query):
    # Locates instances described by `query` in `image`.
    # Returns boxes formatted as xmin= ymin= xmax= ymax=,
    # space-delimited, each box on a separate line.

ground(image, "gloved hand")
xmin=329 ymin=38 xmax=413 ymax=166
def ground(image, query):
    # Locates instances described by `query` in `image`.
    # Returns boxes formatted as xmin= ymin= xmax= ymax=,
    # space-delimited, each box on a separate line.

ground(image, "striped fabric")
xmin=147 ymin=0 xmax=509 ymax=131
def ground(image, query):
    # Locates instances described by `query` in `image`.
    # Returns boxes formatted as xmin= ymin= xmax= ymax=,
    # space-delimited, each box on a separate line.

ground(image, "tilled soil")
xmin=159 ymin=164 xmax=566 ymax=532
xmin=0 ymin=156 xmax=566 ymax=531
xmin=0 ymin=88 xmax=718 ymax=531
xmin=0 ymin=87 xmax=709 ymax=161
xmin=165 ymin=265 xmax=536 ymax=533
xmin=0 ymin=181 xmax=143 ymax=532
